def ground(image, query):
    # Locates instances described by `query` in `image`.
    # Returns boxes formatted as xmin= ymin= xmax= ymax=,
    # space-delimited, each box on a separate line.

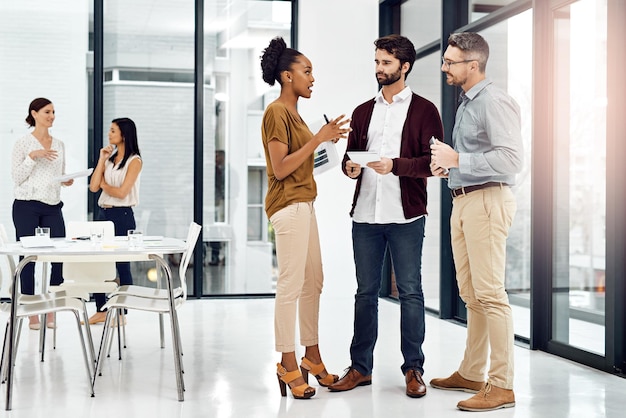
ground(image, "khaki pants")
xmin=270 ymin=201 xmax=324 ymax=352
xmin=451 ymin=185 xmax=516 ymax=389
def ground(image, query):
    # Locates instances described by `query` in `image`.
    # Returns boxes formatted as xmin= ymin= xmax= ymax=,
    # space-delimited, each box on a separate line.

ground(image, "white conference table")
xmin=0 ymin=237 xmax=188 ymax=411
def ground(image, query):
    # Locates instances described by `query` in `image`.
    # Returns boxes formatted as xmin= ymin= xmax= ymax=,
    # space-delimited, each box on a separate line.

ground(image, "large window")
xmin=101 ymin=0 xmax=196 ymax=291
xmin=390 ymin=0 xmax=620 ymax=375
xmin=552 ymin=0 xmax=607 ymax=355
xmin=203 ymin=0 xmax=291 ymax=294
xmin=479 ymin=11 xmax=534 ymax=341
xmin=401 ymin=3 xmax=443 ymax=312
xmin=400 ymin=4 xmax=533 ymax=331
xmin=99 ymin=0 xmax=292 ymax=296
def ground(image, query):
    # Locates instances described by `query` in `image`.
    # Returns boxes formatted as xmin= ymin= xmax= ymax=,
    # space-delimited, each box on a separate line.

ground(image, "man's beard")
xmin=445 ymin=72 xmax=466 ymax=87
xmin=377 ymin=68 xmax=402 ymax=86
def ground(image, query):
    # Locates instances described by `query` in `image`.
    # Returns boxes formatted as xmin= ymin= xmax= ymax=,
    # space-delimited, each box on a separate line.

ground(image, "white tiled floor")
xmin=1 ymin=295 xmax=626 ymax=417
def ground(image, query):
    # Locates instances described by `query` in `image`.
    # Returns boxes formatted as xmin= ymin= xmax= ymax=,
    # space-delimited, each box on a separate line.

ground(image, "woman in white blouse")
xmin=88 ymin=117 xmax=142 ymax=325
xmin=11 ymin=97 xmax=74 ymax=330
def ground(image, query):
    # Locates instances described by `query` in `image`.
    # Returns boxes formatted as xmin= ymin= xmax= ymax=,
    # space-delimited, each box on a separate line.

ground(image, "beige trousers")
xmin=451 ymin=185 xmax=516 ymax=389
xmin=270 ymin=201 xmax=324 ymax=352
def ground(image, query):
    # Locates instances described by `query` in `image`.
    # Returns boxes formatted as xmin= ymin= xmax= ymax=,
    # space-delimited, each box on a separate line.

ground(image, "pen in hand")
xmin=328 ymin=114 xmax=354 ymax=173
xmin=324 ymin=113 xmax=340 ymax=145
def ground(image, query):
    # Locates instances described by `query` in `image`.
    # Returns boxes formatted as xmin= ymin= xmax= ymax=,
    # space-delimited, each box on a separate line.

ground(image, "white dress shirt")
xmin=353 ymin=86 xmax=419 ymax=224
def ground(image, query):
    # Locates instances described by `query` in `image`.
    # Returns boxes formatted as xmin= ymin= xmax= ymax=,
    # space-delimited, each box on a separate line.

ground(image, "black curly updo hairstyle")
xmin=260 ymin=37 xmax=303 ymax=86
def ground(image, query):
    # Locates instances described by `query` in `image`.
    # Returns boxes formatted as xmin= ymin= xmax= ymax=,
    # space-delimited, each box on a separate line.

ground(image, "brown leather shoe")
xmin=457 ymin=382 xmax=515 ymax=412
xmin=405 ymin=369 xmax=426 ymax=398
xmin=328 ymin=367 xmax=372 ymax=392
xmin=430 ymin=371 xmax=484 ymax=393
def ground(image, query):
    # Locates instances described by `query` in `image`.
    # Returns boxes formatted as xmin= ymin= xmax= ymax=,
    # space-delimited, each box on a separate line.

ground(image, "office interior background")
xmin=0 ymin=0 xmax=624 ymax=381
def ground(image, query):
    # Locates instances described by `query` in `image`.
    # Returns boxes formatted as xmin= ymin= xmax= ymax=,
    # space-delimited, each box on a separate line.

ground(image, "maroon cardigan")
xmin=342 ymin=93 xmax=444 ymax=219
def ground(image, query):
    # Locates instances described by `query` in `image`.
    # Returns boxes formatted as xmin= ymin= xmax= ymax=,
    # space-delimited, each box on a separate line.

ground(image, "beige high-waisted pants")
xmin=270 ymin=201 xmax=324 ymax=352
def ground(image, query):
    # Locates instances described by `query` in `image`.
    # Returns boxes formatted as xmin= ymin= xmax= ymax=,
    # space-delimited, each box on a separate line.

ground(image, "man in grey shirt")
xmin=429 ymin=32 xmax=523 ymax=412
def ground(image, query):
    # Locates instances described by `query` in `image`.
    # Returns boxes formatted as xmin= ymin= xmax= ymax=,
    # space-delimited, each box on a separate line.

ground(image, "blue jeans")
xmin=350 ymin=218 xmax=426 ymax=376
xmin=94 ymin=207 xmax=136 ymax=311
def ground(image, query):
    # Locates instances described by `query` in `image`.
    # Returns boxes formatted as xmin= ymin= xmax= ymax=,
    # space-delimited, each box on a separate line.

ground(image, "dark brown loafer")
xmin=328 ymin=367 xmax=372 ymax=392
xmin=405 ymin=369 xmax=427 ymax=398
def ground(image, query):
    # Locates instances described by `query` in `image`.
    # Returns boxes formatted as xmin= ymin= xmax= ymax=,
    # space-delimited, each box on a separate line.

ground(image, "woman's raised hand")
xmin=29 ymin=149 xmax=58 ymax=161
xmin=317 ymin=114 xmax=352 ymax=144
xmin=99 ymin=144 xmax=116 ymax=160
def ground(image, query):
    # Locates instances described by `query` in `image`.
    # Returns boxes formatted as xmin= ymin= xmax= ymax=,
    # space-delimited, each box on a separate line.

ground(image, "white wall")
xmin=297 ymin=0 xmax=379 ymax=299
xmin=0 ymin=2 xmax=90 ymax=233
xmin=0 ymin=2 xmax=89 ymax=296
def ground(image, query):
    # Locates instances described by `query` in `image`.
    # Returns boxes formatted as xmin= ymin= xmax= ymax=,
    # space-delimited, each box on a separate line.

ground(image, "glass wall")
xmin=479 ymin=11 xmax=533 ymax=340
xmin=404 ymin=53 xmax=444 ymax=311
xmin=99 ymin=0 xmax=292 ymax=295
xmin=100 ymin=0 xmax=195 ymax=291
xmin=401 ymin=3 xmax=533 ymax=333
xmin=401 ymin=2 xmax=442 ymax=312
xmin=401 ymin=0 xmax=441 ymax=48
xmin=470 ymin=0 xmax=518 ymax=17
xmin=552 ymin=0 xmax=607 ymax=355
xmin=203 ymin=0 xmax=291 ymax=294
xmin=391 ymin=0 xmax=617 ymax=371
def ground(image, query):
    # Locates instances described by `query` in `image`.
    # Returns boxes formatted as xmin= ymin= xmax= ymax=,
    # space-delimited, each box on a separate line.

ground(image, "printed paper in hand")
xmin=54 ymin=168 xmax=94 ymax=182
xmin=313 ymin=142 xmax=340 ymax=176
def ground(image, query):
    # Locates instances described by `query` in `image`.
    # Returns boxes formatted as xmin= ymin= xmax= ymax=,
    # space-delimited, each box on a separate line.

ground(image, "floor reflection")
xmin=127 ymin=244 xmax=228 ymax=296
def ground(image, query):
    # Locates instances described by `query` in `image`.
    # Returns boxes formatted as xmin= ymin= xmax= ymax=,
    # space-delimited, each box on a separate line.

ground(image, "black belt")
xmin=450 ymin=182 xmax=507 ymax=198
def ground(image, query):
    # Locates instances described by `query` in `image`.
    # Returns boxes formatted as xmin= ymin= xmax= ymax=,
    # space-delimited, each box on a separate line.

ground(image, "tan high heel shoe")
xmin=276 ymin=363 xmax=316 ymax=399
xmin=28 ymin=316 xmax=41 ymax=331
xmin=300 ymin=357 xmax=339 ymax=387
xmin=88 ymin=311 xmax=107 ymax=325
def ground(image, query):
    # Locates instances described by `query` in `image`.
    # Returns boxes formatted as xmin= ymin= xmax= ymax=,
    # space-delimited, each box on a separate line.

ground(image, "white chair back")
xmin=0 ymin=224 xmax=17 ymax=292
xmin=64 ymin=221 xmax=117 ymax=282
xmin=178 ymin=222 xmax=202 ymax=300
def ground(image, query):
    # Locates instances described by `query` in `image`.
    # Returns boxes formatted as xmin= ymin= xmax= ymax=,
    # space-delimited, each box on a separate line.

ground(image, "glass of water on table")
xmin=127 ymin=229 xmax=143 ymax=249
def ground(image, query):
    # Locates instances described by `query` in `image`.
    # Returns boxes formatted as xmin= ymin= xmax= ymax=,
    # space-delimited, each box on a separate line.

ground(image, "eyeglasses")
xmin=441 ymin=56 xmax=475 ymax=69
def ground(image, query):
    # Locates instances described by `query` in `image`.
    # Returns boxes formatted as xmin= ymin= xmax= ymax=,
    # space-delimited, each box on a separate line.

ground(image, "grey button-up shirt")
xmin=448 ymin=78 xmax=523 ymax=189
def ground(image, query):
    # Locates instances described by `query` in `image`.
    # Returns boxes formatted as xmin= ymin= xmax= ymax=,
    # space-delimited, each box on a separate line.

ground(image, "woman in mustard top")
xmin=260 ymin=37 xmax=351 ymax=399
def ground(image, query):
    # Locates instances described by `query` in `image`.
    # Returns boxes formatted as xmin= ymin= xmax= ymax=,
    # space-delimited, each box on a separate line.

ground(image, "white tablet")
xmin=347 ymin=151 xmax=381 ymax=166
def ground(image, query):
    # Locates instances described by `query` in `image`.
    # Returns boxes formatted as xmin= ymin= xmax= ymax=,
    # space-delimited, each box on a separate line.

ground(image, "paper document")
xmin=143 ymin=236 xmax=164 ymax=241
xmin=313 ymin=141 xmax=340 ymax=176
xmin=347 ymin=151 xmax=380 ymax=166
xmin=54 ymin=168 xmax=94 ymax=182
xmin=113 ymin=235 xmax=163 ymax=241
xmin=20 ymin=236 xmax=55 ymax=248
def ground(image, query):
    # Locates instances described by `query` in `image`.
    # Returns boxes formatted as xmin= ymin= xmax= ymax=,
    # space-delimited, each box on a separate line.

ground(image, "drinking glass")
xmin=35 ymin=227 xmax=50 ymax=238
xmin=127 ymin=229 xmax=143 ymax=249
xmin=90 ymin=226 xmax=104 ymax=246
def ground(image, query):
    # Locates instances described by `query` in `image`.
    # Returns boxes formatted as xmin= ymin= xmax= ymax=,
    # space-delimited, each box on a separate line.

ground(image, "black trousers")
xmin=94 ymin=206 xmax=136 ymax=311
xmin=12 ymin=200 xmax=66 ymax=295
